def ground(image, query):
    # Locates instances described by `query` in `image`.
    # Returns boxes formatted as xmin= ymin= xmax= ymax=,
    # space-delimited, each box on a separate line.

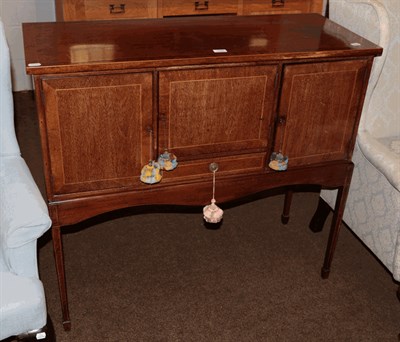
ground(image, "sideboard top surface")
xmin=23 ymin=13 xmax=382 ymax=74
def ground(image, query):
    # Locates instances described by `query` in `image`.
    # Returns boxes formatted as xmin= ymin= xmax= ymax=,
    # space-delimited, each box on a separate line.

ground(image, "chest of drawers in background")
xmin=55 ymin=0 xmax=324 ymax=21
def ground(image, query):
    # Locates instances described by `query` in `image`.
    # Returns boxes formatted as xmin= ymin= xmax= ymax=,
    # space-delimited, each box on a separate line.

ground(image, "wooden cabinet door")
xmin=158 ymin=65 xmax=278 ymax=178
xmin=276 ymin=60 xmax=368 ymax=167
xmin=41 ymin=73 xmax=153 ymax=196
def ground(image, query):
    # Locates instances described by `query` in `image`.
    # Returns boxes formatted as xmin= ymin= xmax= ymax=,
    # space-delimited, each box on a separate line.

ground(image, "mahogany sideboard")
xmin=23 ymin=14 xmax=382 ymax=330
xmin=55 ymin=0 xmax=323 ymax=21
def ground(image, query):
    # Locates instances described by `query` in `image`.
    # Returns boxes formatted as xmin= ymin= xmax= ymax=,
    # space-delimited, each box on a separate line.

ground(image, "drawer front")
xmin=82 ymin=0 xmax=158 ymax=20
xmin=160 ymin=0 xmax=238 ymax=17
xmin=162 ymin=153 xmax=267 ymax=182
xmin=242 ymin=0 xmax=319 ymax=15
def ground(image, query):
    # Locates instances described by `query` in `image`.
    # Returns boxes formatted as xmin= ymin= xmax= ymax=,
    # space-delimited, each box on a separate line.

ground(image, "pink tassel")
xmin=203 ymin=163 xmax=223 ymax=223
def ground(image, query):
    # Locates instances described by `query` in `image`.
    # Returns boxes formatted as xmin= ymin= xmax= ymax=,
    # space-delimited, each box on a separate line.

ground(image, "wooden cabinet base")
xmin=50 ymin=161 xmax=354 ymax=330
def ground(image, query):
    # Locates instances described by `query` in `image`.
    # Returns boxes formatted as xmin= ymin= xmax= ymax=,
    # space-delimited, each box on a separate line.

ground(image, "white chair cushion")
xmin=0 ymin=271 xmax=46 ymax=340
xmin=0 ymin=156 xmax=51 ymax=249
xmin=0 ymin=19 xmax=20 ymax=157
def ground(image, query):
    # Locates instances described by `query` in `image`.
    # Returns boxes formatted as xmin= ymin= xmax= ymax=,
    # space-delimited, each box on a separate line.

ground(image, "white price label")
xmin=213 ymin=49 xmax=228 ymax=53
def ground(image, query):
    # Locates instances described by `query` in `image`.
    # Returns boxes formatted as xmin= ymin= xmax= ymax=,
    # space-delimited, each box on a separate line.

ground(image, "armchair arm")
xmin=0 ymin=156 xmax=51 ymax=276
xmin=358 ymin=132 xmax=400 ymax=192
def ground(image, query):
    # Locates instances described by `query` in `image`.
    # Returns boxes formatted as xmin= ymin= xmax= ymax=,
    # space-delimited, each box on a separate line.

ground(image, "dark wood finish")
xmin=281 ymin=190 xmax=293 ymax=224
xmin=41 ymin=73 xmax=153 ymax=196
xmin=22 ymin=14 xmax=382 ymax=329
xmin=158 ymin=65 xmax=277 ymax=161
xmin=51 ymin=225 xmax=71 ymax=331
xmin=321 ymin=171 xmax=353 ymax=278
xmin=23 ymin=15 xmax=381 ymax=75
xmin=309 ymin=196 xmax=331 ymax=232
xmin=276 ymin=60 xmax=369 ymax=167
xmin=48 ymin=161 xmax=352 ymax=226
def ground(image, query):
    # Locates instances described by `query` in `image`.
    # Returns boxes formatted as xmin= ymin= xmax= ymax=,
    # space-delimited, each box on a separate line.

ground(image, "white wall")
xmin=0 ymin=0 xmax=55 ymax=91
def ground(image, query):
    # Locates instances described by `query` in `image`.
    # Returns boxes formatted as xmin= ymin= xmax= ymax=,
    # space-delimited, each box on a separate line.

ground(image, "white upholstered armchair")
xmin=310 ymin=0 xmax=400 ymax=294
xmin=0 ymin=18 xmax=52 ymax=340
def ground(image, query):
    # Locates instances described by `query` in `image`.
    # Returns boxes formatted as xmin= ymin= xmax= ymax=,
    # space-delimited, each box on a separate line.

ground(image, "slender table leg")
xmin=309 ymin=197 xmax=331 ymax=233
xmin=281 ymin=190 xmax=293 ymax=224
xmin=321 ymin=182 xmax=351 ymax=279
xmin=52 ymin=225 xmax=71 ymax=331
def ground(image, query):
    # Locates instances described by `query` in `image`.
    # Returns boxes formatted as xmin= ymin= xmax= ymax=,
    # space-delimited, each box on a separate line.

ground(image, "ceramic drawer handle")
xmin=209 ymin=162 xmax=219 ymax=172
xmin=194 ymin=1 xmax=209 ymax=11
xmin=272 ymin=0 xmax=285 ymax=7
xmin=109 ymin=4 xmax=125 ymax=14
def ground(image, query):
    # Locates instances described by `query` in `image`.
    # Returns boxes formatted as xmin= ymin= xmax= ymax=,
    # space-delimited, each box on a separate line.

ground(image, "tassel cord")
xmin=212 ymin=170 xmax=216 ymax=201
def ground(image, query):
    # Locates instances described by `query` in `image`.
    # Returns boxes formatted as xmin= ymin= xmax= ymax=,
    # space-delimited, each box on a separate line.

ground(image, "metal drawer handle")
xmin=109 ymin=4 xmax=126 ymax=14
xmin=195 ymin=1 xmax=209 ymax=11
xmin=272 ymin=0 xmax=285 ymax=7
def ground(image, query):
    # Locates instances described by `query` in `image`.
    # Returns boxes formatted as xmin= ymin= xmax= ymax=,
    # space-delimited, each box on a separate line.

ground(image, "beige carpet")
xmin=14 ymin=92 xmax=400 ymax=341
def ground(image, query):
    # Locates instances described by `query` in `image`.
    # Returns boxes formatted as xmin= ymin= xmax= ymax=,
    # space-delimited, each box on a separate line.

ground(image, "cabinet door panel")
xmin=42 ymin=73 xmax=153 ymax=195
xmin=276 ymin=60 xmax=368 ymax=166
xmin=159 ymin=65 xmax=277 ymax=162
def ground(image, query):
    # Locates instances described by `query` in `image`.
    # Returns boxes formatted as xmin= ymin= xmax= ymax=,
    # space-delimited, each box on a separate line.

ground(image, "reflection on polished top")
xmin=22 ymin=14 xmax=382 ymax=74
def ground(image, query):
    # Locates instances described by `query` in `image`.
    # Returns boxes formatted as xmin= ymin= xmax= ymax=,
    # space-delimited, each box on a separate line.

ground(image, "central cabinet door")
xmin=158 ymin=65 xmax=278 ymax=178
xmin=41 ymin=72 xmax=153 ymax=196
